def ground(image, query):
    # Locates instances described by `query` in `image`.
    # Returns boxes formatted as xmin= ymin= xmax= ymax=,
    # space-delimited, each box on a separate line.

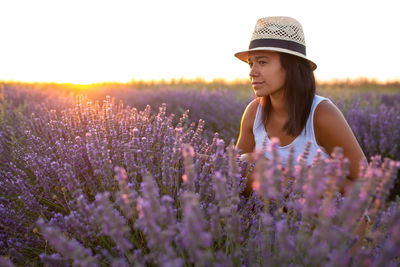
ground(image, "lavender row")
xmin=333 ymin=93 xmax=400 ymax=201
xmin=0 ymin=95 xmax=215 ymax=265
xmin=2 ymin=83 xmax=400 ymax=160
xmin=1 ymin=86 xmax=400 ymax=202
xmin=327 ymin=92 xmax=400 ymax=159
xmin=1 ymin=93 xmax=400 ymax=266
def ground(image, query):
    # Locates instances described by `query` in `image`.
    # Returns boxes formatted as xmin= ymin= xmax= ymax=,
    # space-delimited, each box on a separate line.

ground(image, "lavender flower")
xmin=36 ymin=218 xmax=98 ymax=267
xmin=180 ymin=192 xmax=212 ymax=265
xmin=0 ymin=257 xmax=15 ymax=267
xmin=135 ymin=174 xmax=182 ymax=266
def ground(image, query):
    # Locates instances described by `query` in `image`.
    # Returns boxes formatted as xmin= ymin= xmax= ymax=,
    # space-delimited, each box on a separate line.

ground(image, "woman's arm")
xmin=236 ymin=98 xmax=258 ymax=154
xmin=314 ymin=100 xmax=367 ymax=194
xmin=236 ymin=98 xmax=259 ymax=197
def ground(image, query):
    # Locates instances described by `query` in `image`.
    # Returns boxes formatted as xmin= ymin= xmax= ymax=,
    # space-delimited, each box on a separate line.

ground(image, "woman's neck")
xmin=268 ymin=92 xmax=287 ymax=118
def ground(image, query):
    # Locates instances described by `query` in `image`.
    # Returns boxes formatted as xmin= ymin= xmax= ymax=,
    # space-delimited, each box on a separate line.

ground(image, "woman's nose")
xmin=249 ymin=65 xmax=258 ymax=78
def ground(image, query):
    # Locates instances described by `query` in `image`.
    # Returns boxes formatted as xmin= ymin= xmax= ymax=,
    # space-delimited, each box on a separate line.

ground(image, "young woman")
xmin=235 ymin=16 xmax=366 ymax=195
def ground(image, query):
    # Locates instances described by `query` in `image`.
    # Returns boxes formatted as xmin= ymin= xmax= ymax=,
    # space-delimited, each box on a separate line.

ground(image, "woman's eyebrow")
xmin=255 ymin=56 xmax=269 ymax=60
xmin=248 ymin=56 xmax=269 ymax=62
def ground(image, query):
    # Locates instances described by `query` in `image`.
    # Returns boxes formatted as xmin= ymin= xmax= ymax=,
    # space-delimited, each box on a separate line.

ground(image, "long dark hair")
xmin=261 ymin=52 xmax=316 ymax=136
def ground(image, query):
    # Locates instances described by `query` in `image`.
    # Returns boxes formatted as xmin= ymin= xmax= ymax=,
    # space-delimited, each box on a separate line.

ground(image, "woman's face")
xmin=247 ymin=51 xmax=286 ymax=98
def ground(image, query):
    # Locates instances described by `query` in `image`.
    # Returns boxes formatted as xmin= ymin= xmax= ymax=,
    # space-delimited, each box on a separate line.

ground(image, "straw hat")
xmin=235 ymin=16 xmax=317 ymax=70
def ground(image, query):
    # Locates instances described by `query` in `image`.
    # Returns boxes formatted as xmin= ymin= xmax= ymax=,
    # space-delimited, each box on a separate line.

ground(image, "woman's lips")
xmin=252 ymin=82 xmax=263 ymax=88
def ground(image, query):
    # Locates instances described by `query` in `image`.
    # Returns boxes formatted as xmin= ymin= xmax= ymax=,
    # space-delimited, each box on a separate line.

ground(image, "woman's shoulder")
xmin=245 ymin=97 xmax=261 ymax=112
xmin=241 ymin=97 xmax=261 ymax=129
xmin=313 ymin=99 xmax=353 ymax=148
xmin=243 ymin=97 xmax=261 ymax=119
xmin=312 ymin=95 xmax=332 ymax=107
xmin=314 ymin=98 xmax=343 ymax=124
xmin=236 ymin=97 xmax=261 ymax=154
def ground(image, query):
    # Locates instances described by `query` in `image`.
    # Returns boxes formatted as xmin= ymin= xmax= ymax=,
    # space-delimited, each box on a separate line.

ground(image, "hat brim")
xmin=234 ymin=47 xmax=317 ymax=70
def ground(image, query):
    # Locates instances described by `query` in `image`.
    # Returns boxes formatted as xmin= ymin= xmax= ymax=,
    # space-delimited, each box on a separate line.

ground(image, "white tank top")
xmin=253 ymin=95 xmax=331 ymax=166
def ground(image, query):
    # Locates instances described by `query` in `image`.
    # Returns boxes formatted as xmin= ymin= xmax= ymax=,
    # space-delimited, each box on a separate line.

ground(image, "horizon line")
xmin=1 ymin=76 xmax=400 ymax=86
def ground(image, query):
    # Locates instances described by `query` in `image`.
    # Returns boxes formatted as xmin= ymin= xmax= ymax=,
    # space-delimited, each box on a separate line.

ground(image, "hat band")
xmin=249 ymin=39 xmax=306 ymax=56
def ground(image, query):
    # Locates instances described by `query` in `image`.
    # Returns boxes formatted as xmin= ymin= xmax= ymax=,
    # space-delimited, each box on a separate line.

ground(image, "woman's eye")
xmin=259 ymin=61 xmax=266 ymax=65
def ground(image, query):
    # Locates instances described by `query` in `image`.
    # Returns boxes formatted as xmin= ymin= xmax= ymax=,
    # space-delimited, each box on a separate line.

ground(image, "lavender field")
xmin=1 ymin=81 xmax=400 ymax=266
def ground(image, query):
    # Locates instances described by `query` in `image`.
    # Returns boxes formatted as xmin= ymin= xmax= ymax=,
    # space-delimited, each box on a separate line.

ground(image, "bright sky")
xmin=1 ymin=0 xmax=399 ymax=84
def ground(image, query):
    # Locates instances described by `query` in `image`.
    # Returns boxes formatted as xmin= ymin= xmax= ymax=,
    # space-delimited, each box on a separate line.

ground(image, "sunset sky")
xmin=1 ymin=0 xmax=399 ymax=84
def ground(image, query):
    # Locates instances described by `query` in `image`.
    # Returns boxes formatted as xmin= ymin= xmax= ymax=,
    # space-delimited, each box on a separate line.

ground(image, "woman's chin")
xmin=254 ymin=91 xmax=264 ymax=98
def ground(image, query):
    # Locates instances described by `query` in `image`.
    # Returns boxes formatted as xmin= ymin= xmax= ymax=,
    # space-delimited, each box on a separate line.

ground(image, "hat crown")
xmin=251 ymin=16 xmax=305 ymax=46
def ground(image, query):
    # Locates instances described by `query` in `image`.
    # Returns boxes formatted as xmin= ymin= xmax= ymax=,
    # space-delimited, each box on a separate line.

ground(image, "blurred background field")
xmin=3 ymin=77 xmax=400 ymax=101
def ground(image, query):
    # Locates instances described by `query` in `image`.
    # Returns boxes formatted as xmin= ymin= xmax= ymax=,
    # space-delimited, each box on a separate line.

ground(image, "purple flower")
xmin=180 ymin=192 xmax=212 ymax=265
